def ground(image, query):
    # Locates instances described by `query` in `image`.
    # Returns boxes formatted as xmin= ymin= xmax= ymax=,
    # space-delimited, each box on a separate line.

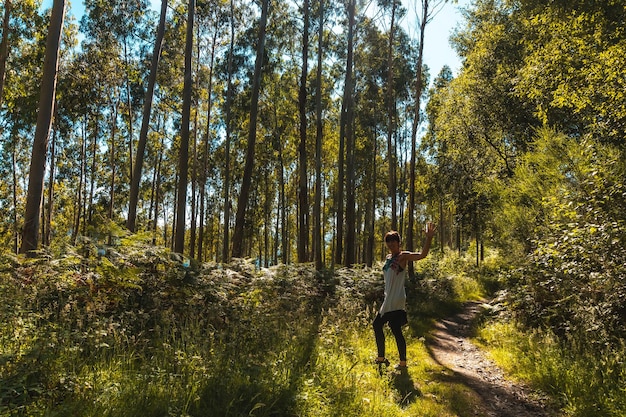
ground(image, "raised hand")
xmin=424 ymin=221 xmax=437 ymax=238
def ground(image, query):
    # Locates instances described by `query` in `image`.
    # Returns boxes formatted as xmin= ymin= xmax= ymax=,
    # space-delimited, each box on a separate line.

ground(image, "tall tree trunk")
xmin=0 ymin=0 xmax=11 ymax=109
xmin=43 ymin=125 xmax=57 ymax=246
xmin=313 ymin=0 xmax=324 ymax=270
xmin=153 ymin=131 xmax=165 ymax=245
xmin=274 ymin=183 xmax=280 ymax=264
xmin=72 ymin=121 xmax=86 ymax=245
xmin=407 ymin=0 xmax=428 ymax=254
xmin=189 ymin=18 xmax=204 ymax=259
xmin=190 ymin=88 xmax=199 ymax=258
xmin=365 ymin=127 xmax=377 ymax=266
xmin=88 ymin=115 xmax=98 ymax=225
xmin=127 ymin=0 xmax=167 ymax=232
xmin=124 ymin=38 xmax=134 ymax=186
xmin=263 ymin=169 xmax=271 ymax=267
xmin=232 ymin=0 xmax=270 ymax=259
xmin=20 ymin=0 xmax=65 ymax=255
xmin=335 ymin=0 xmax=353 ymax=266
xmin=108 ymin=102 xmax=119 ymax=245
xmin=297 ymin=0 xmax=310 ymax=263
xmin=276 ymin=143 xmax=287 ymax=264
xmin=149 ymin=144 xmax=157 ymax=240
xmin=439 ymin=198 xmax=444 ymax=253
xmin=148 ymin=118 xmax=161 ymax=240
xmin=11 ymin=144 xmax=18 ymax=254
xmin=171 ymin=173 xmax=178 ymax=250
xmin=386 ymin=0 xmax=397 ymax=231
xmin=174 ymin=0 xmax=195 ymax=254
xmin=198 ymin=21 xmax=217 ymax=262
xmin=343 ymin=0 xmax=356 ymax=266
xmin=222 ymin=0 xmax=235 ymax=263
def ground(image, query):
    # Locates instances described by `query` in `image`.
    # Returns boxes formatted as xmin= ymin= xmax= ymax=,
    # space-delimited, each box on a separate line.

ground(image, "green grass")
xmin=292 ymin=308 xmax=484 ymax=417
xmin=476 ymin=320 xmax=626 ymax=417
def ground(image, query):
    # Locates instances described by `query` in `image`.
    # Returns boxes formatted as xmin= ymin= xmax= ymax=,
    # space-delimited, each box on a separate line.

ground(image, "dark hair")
xmin=384 ymin=230 xmax=401 ymax=243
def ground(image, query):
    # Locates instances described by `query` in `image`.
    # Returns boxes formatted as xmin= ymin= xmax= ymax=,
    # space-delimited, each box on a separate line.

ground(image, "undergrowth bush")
xmin=472 ymin=122 xmax=626 ymax=417
xmin=0 ymin=238 xmax=327 ymax=416
xmin=478 ymin=319 xmax=626 ymax=416
xmin=0 ymin=237 xmax=490 ymax=417
xmin=502 ymin=137 xmax=626 ymax=351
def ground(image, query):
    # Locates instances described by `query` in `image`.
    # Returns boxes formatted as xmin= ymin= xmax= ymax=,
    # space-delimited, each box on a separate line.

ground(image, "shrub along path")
xmin=426 ymin=301 xmax=560 ymax=417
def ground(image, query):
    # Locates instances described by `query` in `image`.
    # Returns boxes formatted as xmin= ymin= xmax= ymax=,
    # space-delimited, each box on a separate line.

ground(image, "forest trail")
xmin=426 ymin=301 xmax=561 ymax=417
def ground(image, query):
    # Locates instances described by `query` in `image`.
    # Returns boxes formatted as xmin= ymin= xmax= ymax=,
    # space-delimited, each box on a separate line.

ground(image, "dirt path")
xmin=426 ymin=301 xmax=561 ymax=417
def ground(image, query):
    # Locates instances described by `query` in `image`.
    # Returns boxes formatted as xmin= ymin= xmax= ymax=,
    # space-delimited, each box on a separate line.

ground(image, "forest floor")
xmin=426 ymin=301 xmax=562 ymax=417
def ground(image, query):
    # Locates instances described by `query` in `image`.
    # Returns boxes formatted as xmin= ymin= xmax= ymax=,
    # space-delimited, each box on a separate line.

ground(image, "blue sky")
xmin=403 ymin=0 xmax=470 ymax=78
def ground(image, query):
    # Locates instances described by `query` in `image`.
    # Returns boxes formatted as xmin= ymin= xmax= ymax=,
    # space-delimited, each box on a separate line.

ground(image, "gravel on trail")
xmin=426 ymin=301 xmax=562 ymax=417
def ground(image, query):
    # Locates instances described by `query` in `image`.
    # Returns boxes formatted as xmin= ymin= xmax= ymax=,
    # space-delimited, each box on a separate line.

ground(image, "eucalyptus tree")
xmin=127 ymin=0 xmax=168 ymax=233
xmin=196 ymin=0 xmax=227 ymax=262
xmin=61 ymin=38 xmax=129 ymax=244
xmin=312 ymin=0 xmax=325 ymax=270
xmin=422 ymin=65 xmax=453 ymax=250
xmin=297 ymin=0 xmax=310 ymax=263
xmin=253 ymin=61 xmax=299 ymax=264
xmin=377 ymin=0 xmax=405 ymax=231
xmin=174 ymin=0 xmax=195 ymax=254
xmin=334 ymin=0 xmax=356 ymax=266
xmin=20 ymin=0 xmax=66 ymax=255
xmin=221 ymin=0 xmax=235 ymax=263
xmin=231 ymin=0 xmax=270 ymax=259
xmin=60 ymin=0 xmax=151 ymax=248
xmin=0 ymin=0 xmax=11 ymax=110
xmin=353 ymin=17 xmax=390 ymax=266
xmin=0 ymin=0 xmax=47 ymax=251
xmin=404 ymin=0 xmax=448 ymax=258
xmin=82 ymin=0 xmax=150 ymax=167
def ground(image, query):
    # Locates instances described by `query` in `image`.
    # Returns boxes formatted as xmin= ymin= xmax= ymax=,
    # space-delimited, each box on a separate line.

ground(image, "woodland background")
xmin=1 ymin=0 xmax=626 ymax=415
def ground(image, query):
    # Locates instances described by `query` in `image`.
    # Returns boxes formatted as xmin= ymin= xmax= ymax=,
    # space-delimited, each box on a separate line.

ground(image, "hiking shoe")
xmin=394 ymin=364 xmax=408 ymax=371
xmin=374 ymin=358 xmax=390 ymax=366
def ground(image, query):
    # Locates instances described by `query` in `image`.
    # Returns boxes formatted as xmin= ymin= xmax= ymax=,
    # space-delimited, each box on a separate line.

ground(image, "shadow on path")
xmin=392 ymin=367 xmax=421 ymax=407
xmin=426 ymin=301 xmax=561 ymax=417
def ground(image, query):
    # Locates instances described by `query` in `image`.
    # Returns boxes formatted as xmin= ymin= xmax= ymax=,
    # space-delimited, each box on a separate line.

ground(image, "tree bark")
xmin=11 ymin=144 xmax=18 ymax=253
xmin=313 ymin=0 xmax=324 ymax=270
xmin=72 ymin=122 xmax=86 ymax=245
xmin=198 ymin=20 xmax=218 ymax=262
xmin=127 ymin=0 xmax=167 ymax=232
xmin=87 ymin=115 xmax=98 ymax=226
xmin=365 ymin=127 xmax=377 ymax=266
xmin=297 ymin=0 xmax=310 ymax=263
xmin=222 ymin=0 xmax=235 ymax=263
xmin=335 ymin=0 xmax=356 ymax=266
xmin=407 ymin=0 xmax=428 ymax=254
xmin=343 ymin=0 xmax=356 ymax=266
xmin=43 ymin=125 xmax=57 ymax=246
xmin=0 ymin=0 xmax=11 ymax=109
xmin=124 ymin=38 xmax=134 ymax=186
xmin=153 ymin=129 xmax=165 ymax=245
xmin=174 ymin=0 xmax=195 ymax=254
xmin=386 ymin=0 xmax=398 ymax=231
xmin=108 ymin=101 xmax=119 ymax=245
xmin=231 ymin=0 xmax=270 ymax=259
xmin=20 ymin=0 xmax=65 ymax=255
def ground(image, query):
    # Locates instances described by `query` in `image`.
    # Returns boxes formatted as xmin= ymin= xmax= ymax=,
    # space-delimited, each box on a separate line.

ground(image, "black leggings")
xmin=373 ymin=310 xmax=407 ymax=361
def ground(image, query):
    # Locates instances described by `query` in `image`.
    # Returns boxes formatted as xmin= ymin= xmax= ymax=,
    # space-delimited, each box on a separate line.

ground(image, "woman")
xmin=373 ymin=222 xmax=437 ymax=369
